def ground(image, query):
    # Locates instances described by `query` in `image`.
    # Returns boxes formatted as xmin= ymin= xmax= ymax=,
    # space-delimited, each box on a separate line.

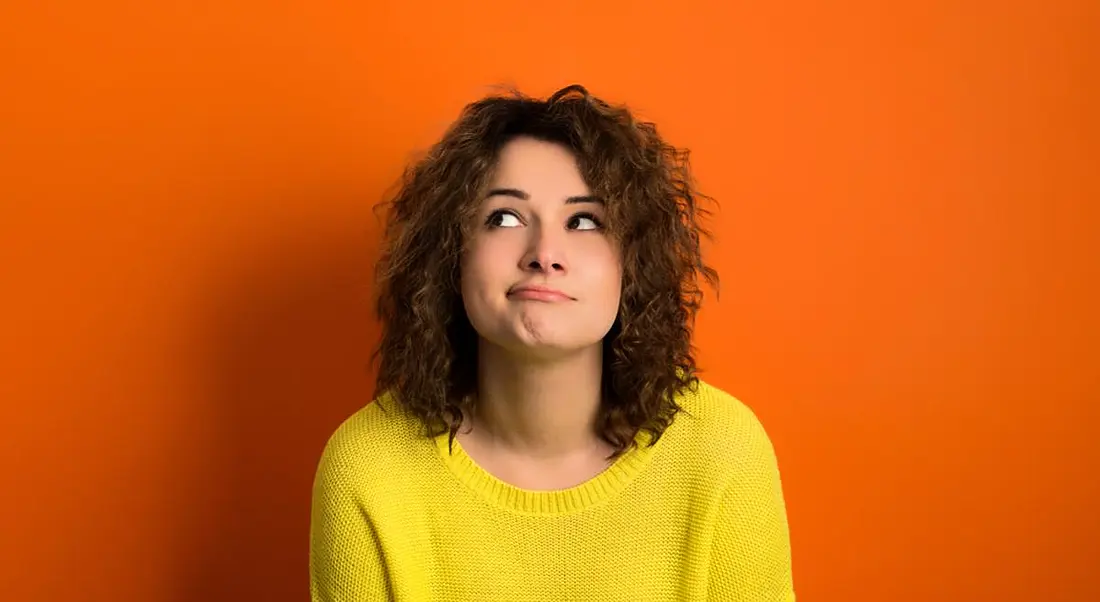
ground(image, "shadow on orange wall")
xmin=175 ymin=193 xmax=381 ymax=601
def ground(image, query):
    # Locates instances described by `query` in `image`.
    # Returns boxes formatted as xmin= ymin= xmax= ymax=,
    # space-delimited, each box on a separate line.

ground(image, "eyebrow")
xmin=485 ymin=188 xmax=603 ymax=205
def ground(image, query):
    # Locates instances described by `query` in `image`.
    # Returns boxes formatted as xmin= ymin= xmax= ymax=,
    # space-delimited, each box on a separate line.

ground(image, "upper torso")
xmin=310 ymin=380 xmax=795 ymax=602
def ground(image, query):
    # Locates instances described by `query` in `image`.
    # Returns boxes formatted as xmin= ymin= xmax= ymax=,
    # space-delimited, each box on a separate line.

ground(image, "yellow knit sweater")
xmin=310 ymin=380 xmax=795 ymax=601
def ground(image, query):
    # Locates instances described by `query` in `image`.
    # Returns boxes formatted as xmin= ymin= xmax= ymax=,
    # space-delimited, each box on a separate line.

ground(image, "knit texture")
xmin=310 ymin=380 xmax=795 ymax=601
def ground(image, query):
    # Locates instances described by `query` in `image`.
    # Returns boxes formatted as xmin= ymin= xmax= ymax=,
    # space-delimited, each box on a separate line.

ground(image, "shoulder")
xmin=664 ymin=379 xmax=783 ymax=486
xmin=672 ymin=378 xmax=775 ymax=450
xmin=313 ymin=392 xmax=431 ymax=494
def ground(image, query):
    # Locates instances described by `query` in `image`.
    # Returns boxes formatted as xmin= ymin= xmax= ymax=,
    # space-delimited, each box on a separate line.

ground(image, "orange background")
xmin=2 ymin=1 xmax=1097 ymax=600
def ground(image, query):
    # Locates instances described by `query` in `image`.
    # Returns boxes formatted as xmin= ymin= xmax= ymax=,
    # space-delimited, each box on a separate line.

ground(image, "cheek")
xmin=585 ymin=244 xmax=623 ymax=301
xmin=459 ymin=252 xmax=486 ymax=302
xmin=608 ymin=266 xmax=624 ymax=307
xmin=460 ymin=237 xmax=508 ymax=298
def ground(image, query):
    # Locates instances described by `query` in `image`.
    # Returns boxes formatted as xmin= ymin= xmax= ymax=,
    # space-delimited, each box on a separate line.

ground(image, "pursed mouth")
xmin=507 ymin=286 xmax=575 ymax=301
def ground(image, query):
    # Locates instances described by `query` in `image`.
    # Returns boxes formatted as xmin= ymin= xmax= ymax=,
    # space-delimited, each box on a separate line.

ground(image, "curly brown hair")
xmin=372 ymin=84 xmax=718 ymax=457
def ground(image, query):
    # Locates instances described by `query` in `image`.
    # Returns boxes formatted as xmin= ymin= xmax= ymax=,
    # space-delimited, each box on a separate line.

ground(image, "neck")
xmin=470 ymin=341 xmax=605 ymax=458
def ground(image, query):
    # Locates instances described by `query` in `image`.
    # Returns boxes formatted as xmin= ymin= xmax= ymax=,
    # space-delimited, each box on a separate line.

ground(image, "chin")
xmin=495 ymin=333 xmax=602 ymax=362
xmin=469 ymin=312 xmax=613 ymax=361
xmin=514 ymin=345 xmax=599 ymax=363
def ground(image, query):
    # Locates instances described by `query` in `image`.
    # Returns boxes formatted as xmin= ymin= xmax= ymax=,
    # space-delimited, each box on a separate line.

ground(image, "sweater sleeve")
xmin=707 ymin=419 xmax=795 ymax=601
xmin=309 ymin=433 xmax=392 ymax=602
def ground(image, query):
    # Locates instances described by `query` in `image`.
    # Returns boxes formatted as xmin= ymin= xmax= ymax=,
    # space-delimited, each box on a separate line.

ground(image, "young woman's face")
xmin=460 ymin=136 xmax=622 ymax=359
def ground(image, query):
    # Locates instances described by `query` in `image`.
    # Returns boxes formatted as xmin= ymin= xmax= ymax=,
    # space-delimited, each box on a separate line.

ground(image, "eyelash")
xmin=571 ymin=211 xmax=603 ymax=228
xmin=485 ymin=209 xmax=604 ymax=230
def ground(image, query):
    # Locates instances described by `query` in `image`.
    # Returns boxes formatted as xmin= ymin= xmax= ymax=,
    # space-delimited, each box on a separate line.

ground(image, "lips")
xmin=506 ymin=285 xmax=574 ymax=302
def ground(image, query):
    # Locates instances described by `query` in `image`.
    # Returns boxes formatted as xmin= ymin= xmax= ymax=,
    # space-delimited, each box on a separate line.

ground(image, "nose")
xmin=521 ymin=225 xmax=567 ymax=274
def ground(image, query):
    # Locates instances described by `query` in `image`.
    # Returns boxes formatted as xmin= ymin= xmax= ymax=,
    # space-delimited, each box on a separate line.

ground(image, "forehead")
xmin=488 ymin=137 xmax=591 ymax=196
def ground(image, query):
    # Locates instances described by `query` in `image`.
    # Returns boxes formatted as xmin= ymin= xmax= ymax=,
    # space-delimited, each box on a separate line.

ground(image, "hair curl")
xmin=372 ymin=84 xmax=718 ymax=457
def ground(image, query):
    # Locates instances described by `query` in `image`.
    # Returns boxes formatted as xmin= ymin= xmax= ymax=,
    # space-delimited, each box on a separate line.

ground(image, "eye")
xmin=567 ymin=212 xmax=603 ymax=231
xmin=486 ymin=210 xmax=523 ymax=228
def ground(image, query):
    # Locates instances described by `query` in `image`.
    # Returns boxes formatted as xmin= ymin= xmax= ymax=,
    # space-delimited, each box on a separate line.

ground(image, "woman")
xmin=310 ymin=84 xmax=795 ymax=601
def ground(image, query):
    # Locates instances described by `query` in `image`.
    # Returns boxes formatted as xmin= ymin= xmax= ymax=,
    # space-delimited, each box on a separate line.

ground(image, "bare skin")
xmin=456 ymin=137 xmax=623 ymax=491
xmin=456 ymin=340 xmax=616 ymax=491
